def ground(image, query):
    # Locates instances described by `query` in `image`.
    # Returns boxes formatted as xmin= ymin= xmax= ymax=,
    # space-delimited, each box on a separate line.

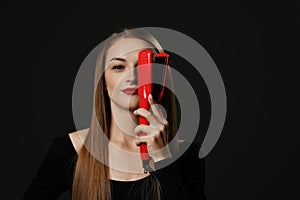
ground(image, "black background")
xmin=10 ymin=1 xmax=299 ymax=199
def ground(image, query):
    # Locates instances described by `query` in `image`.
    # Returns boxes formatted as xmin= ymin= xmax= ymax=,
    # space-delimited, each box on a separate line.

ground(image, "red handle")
xmin=138 ymin=50 xmax=153 ymax=161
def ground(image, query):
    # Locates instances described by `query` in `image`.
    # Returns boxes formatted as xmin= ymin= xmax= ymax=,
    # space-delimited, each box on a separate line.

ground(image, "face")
xmin=104 ymin=38 xmax=154 ymax=111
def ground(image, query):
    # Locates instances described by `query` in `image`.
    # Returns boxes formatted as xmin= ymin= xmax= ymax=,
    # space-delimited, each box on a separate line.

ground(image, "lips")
xmin=122 ymin=88 xmax=138 ymax=95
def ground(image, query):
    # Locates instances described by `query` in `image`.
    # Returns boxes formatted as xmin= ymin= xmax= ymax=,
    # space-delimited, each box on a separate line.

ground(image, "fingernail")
xmin=133 ymin=110 xmax=137 ymax=114
xmin=149 ymin=94 xmax=152 ymax=99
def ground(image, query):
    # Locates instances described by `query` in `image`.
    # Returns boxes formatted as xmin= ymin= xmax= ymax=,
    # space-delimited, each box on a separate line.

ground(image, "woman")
xmin=23 ymin=28 xmax=206 ymax=200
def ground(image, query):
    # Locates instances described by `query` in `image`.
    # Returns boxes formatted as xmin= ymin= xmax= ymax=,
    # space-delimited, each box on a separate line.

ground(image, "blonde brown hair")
xmin=72 ymin=28 xmax=179 ymax=200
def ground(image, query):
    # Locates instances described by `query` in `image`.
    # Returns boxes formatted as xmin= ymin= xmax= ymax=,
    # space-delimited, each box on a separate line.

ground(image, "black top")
xmin=23 ymin=134 xmax=206 ymax=200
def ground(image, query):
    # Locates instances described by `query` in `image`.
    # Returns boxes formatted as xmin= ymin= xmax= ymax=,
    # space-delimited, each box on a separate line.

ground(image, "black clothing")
xmin=23 ymin=134 xmax=206 ymax=200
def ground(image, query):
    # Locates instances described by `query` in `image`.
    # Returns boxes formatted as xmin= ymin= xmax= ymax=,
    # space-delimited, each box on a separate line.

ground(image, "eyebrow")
xmin=110 ymin=57 xmax=127 ymax=62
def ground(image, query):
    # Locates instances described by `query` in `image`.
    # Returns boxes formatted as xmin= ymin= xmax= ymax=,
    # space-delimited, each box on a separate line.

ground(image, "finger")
xmin=133 ymin=108 xmax=157 ymax=124
xmin=148 ymin=94 xmax=164 ymax=119
xmin=134 ymin=124 xmax=167 ymax=147
xmin=135 ymin=129 xmax=167 ymax=148
xmin=148 ymin=94 xmax=166 ymax=124
xmin=134 ymin=124 xmax=158 ymax=136
xmin=148 ymin=93 xmax=156 ymax=105
xmin=135 ymin=135 xmax=154 ymax=146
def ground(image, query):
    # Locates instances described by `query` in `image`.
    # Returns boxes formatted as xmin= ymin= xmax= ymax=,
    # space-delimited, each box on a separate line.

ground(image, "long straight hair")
xmin=72 ymin=28 xmax=179 ymax=200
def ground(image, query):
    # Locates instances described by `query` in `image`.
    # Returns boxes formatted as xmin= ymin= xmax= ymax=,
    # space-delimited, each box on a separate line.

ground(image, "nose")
xmin=126 ymin=66 xmax=138 ymax=85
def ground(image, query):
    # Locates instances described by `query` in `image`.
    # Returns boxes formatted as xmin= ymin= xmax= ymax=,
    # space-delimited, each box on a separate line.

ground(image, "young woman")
xmin=23 ymin=28 xmax=206 ymax=200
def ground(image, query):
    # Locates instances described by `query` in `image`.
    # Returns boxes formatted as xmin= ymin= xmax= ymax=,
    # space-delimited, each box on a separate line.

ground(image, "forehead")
xmin=106 ymin=38 xmax=153 ymax=60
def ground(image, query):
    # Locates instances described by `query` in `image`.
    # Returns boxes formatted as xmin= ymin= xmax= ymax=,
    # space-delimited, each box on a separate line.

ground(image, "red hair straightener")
xmin=137 ymin=49 xmax=169 ymax=172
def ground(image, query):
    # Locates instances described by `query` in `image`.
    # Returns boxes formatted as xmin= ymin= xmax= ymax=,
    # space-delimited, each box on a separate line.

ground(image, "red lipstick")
xmin=122 ymin=88 xmax=138 ymax=95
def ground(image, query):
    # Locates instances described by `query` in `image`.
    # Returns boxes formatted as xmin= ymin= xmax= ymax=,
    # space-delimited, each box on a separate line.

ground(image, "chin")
xmin=128 ymin=96 xmax=139 ymax=109
xmin=112 ymin=95 xmax=139 ymax=112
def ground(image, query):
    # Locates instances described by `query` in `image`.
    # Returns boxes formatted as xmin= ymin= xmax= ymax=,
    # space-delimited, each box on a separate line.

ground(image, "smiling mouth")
xmin=122 ymin=88 xmax=138 ymax=95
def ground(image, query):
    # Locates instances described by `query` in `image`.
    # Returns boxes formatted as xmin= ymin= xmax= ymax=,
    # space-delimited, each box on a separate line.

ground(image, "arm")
xmin=23 ymin=135 xmax=76 ymax=200
xmin=153 ymin=142 xmax=207 ymax=200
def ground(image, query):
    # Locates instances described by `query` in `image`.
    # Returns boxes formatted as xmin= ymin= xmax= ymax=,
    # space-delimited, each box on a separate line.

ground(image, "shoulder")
xmin=68 ymin=128 xmax=89 ymax=155
xmin=41 ymin=128 xmax=89 ymax=169
xmin=45 ymin=133 xmax=76 ymax=162
xmin=44 ymin=128 xmax=89 ymax=160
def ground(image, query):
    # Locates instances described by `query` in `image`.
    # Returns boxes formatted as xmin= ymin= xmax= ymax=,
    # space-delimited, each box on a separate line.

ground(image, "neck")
xmin=109 ymin=101 xmax=139 ymax=151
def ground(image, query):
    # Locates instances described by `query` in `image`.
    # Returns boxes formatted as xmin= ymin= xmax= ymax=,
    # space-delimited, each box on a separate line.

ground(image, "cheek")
xmin=105 ymin=75 xmax=120 ymax=98
xmin=105 ymin=80 xmax=115 ymax=98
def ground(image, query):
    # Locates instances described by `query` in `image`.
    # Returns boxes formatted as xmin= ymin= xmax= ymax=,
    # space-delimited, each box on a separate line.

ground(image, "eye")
xmin=112 ymin=65 xmax=125 ymax=71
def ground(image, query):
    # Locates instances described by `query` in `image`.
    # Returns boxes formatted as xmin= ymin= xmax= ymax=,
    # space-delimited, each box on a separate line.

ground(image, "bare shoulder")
xmin=68 ymin=128 xmax=89 ymax=154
